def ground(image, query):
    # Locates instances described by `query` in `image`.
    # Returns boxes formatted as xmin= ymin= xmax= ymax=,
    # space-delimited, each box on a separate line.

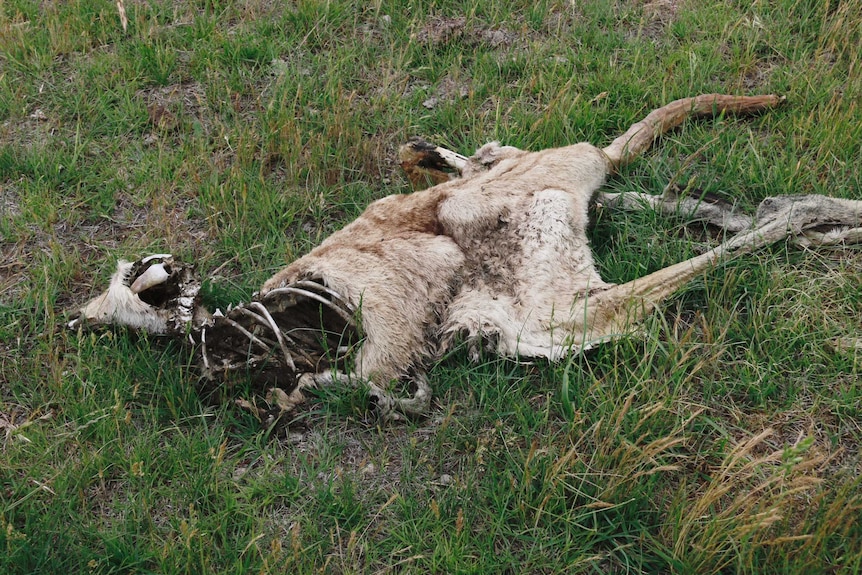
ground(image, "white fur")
xmin=76 ymin=260 xmax=169 ymax=332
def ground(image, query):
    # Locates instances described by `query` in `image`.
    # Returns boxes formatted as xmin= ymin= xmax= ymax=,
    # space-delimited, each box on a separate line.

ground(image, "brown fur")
xmin=262 ymin=141 xmax=621 ymax=381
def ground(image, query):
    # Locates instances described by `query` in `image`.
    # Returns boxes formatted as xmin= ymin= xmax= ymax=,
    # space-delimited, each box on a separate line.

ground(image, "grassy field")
xmin=1 ymin=0 xmax=861 ymax=572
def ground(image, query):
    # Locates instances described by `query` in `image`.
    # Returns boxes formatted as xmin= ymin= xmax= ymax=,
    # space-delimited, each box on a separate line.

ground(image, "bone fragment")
xmin=129 ymin=263 xmax=169 ymax=294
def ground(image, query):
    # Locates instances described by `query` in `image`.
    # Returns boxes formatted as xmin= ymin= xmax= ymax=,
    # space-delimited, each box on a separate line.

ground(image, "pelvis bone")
xmin=69 ymin=94 xmax=862 ymax=422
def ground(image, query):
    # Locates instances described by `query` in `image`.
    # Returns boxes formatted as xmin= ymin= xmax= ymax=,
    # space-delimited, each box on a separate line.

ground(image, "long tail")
xmin=602 ymin=94 xmax=785 ymax=172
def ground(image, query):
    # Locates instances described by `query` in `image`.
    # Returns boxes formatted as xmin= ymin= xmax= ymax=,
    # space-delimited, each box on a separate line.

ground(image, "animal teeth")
xmin=130 ymin=263 xmax=169 ymax=294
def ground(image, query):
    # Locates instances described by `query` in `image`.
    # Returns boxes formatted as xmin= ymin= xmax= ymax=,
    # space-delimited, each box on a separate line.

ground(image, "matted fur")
xmin=260 ymin=141 xmax=611 ymax=380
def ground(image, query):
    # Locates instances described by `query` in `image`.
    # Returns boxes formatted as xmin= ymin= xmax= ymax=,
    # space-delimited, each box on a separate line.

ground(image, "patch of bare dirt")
xmin=112 ymin=191 xmax=210 ymax=250
xmin=740 ymin=60 xmax=778 ymax=91
xmin=628 ymin=0 xmax=682 ymax=43
xmin=413 ymin=16 xmax=467 ymax=45
xmin=137 ymin=81 xmax=208 ymax=137
xmin=736 ymin=407 xmax=861 ymax=476
xmin=412 ymin=16 xmax=519 ymax=50
xmin=0 ymin=187 xmax=209 ymax=313
xmin=141 ymin=78 xmax=252 ymax=137
xmin=421 ymin=74 xmax=472 ymax=110
xmin=225 ymin=412 xmax=460 ymax=502
xmin=1 ymin=182 xmax=21 ymax=220
xmin=0 ymin=239 xmax=38 ymax=305
xmin=0 ymin=114 xmax=60 ymax=151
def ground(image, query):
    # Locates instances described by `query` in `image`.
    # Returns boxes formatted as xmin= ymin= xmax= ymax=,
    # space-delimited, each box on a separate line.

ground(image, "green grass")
xmin=2 ymin=0 xmax=861 ymax=572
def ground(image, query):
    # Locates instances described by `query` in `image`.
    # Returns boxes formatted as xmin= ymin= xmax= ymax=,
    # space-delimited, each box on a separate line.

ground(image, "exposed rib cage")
xmin=200 ymin=279 xmax=360 ymax=391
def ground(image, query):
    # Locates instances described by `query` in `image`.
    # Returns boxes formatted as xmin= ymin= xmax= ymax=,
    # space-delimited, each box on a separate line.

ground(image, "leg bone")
xmin=582 ymin=194 xmax=862 ymax=343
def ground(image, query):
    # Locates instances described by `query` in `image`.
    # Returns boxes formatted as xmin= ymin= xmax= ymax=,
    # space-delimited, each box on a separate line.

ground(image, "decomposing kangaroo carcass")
xmin=68 ymin=94 xmax=862 ymax=423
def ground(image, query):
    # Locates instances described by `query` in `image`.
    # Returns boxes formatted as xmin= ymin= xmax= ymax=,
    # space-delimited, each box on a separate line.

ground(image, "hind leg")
xmin=581 ymin=194 xmax=862 ymax=346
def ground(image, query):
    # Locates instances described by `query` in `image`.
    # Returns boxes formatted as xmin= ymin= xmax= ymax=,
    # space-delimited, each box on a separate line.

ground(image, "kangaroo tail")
xmin=602 ymin=93 xmax=785 ymax=173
